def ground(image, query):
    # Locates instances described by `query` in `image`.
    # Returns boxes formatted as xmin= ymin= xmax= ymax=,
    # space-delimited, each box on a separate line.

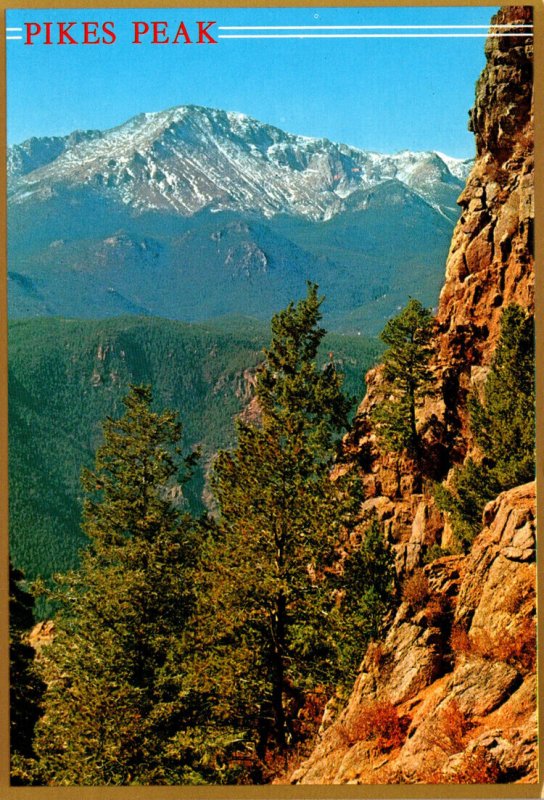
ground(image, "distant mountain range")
xmin=8 ymin=105 xmax=472 ymax=333
xmin=8 ymin=105 xmax=471 ymax=220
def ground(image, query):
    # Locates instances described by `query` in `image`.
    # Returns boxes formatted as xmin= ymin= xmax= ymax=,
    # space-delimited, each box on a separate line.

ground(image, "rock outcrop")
xmin=436 ymin=4 xmax=534 ymax=448
xmin=292 ymin=484 xmax=536 ymax=784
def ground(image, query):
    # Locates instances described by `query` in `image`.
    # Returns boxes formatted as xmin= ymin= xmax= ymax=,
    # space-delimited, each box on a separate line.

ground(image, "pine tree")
xmin=435 ymin=305 xmax=535 ymax=550
xmin=190 ymin=285 xmax=362 ymax=770
xmin=469 ymin=304 xmax=535 ymax=486
xmin=10 ymin=562 xmax=45 ymax=784
xmin=433 ymin=458 xmax=501 ymax=552
xmin=372 ymin=298 xmax=435 ymax=462
xmin=332 ymin=520 xmax=397 ymax=684
xmin=32 ymin=386 xmax=205 ymax=785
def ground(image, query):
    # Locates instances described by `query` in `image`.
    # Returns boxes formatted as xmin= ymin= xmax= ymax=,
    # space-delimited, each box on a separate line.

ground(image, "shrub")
xmin=292 ymin=688 xmax=329 ymax=742
xmin=425 ymin=593 xmax=451 ymax=627
xmin=402 ymin=569 xmax=430 ymax=609
xmin=451 ymin=746 xmax=500 ymax=783
xmin=425 ymin=746 xmax=501 ymax=784
xmin=423 ymin=700 xmax=472 ymax=756
xmin=450 ymin=618 xmax=536 ymax=675
xmin=503 ymin=566 xmax=535 ymax=614
xmin=344 ymin=700 xmax=408 ymax=752
xmin=468 ymin=628 xmax=495 ymax=660
xmin=450 ymin=624 xmax=472 ymax=656
xmin=366 ymin=641 xmax=387 ymax=671
xmin=437 ymin=701 xmax=472 ymax=754
xmin=493 ymin=617 xmax=536 ymax=674
xmin=423 ymin=543 xmax=456 ymax=564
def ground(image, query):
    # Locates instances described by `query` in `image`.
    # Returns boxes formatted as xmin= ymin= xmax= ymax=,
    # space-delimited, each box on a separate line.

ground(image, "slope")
xmin=291 ymin=4 xmax=535 ymax=785
xmin=8 ymin=184 xmax=454 ymax=335
xmin=9 ymin=314 xmax=382 ymax=586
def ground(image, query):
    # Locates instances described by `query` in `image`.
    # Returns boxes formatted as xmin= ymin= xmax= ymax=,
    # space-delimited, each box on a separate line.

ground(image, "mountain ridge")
xmin=8 ymin=104 xmax=467 ymax=333
xmin=8 ymin=104 xmax=472 ymax=222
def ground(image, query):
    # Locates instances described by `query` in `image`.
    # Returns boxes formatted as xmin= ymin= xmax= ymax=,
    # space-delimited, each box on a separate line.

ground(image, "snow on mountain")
xmin=434 ymin=151 xmax=474 ymax=180
xmin=8 ymin=105 xmax=471 ymax=221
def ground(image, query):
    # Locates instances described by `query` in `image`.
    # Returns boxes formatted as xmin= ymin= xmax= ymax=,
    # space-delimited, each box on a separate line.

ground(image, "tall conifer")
xmin=190 ymin=285 xmax=362 ymax=769
xmin=33 ymin=386 xmax=204 ymax=785
xmin=436 ymin=305 xmax=535 ymax=549
xmin=469 ymin=304 xmax=535 ymax=486
xmin=372 ymin=298 xmax=435 ymax=463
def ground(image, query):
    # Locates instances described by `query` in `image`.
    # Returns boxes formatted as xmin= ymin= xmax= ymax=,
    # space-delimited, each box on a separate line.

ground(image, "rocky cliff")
xmin=436 ymin=3 xmax=533 ymax=450
xmin=292 ymin=484 xmax=536 ymax=784
xmin=340 ymin=4 xmax=534 ymax=569
xmin=291 ymin=6 xmax=536 ymax=784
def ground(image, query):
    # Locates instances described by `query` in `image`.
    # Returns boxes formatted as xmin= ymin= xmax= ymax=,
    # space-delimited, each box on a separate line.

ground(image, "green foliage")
xmin=423 ymin=543 xmax=456 ymax=564
xmin=434 ymin=461 xmax=501 ymax=552
xmin=9 ymin=563 xmax=45 ymax=784
xmin=332 ymin=520 xmax=397 ymax=684
xmin=435 ymin=305 xmax=535 ymax=550
xmin=9 ymin=314 xmax=381 ymax=596
xmin=189 ymin=285 xmax=364 ymax=772
xmin=469 ymin=305 xmax=535 ymax=487
xmin=32 ymin=386 xmax=210 ymax=785
xmin=371 ymin=298 xmax=435 ymax=460
xmin=9 ymin=301 xmax=395 ymax=785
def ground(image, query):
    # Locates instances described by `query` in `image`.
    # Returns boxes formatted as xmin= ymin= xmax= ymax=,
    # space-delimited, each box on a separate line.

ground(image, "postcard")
xmin=4 ymin=2 xmax=538 ymax=794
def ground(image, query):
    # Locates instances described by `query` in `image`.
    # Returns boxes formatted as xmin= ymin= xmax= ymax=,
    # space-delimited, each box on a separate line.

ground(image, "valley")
xmin=8 ymin=314 xmax=382 ymax=585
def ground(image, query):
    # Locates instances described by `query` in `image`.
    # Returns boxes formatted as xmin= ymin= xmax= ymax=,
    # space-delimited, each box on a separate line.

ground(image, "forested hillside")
xmin=9 ymin=314 xmax=381 ymax=584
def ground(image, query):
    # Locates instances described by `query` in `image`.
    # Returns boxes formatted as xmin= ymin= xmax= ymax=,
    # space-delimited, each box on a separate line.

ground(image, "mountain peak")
xmin=8 ymin=104 xmax=472 ymax=221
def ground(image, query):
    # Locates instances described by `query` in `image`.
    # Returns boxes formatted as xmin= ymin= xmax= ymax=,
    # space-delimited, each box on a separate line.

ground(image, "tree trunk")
xmin=271 ymin=590 xmax=288 ymax=751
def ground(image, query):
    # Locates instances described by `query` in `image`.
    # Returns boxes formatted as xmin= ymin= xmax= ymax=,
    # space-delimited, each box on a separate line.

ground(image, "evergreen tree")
xmin=372 ymin=298 xmax=435 ymax=462
xmin=433 ymin=459 xmax=501 ymax=552
xmin=10 ymin=562 xmax=45 ymax=784
xmin=469 ymin=304 xmax=535 ymax=486
xmin=190 ymin=285 xmax=362 ymax=770
xmin=32 ymin=386 xmax=206 ymax=785
xmin=332 ymin=520 xmax=397 ymax=684
xmin=435 ymin=305 xmax=535 ymax=550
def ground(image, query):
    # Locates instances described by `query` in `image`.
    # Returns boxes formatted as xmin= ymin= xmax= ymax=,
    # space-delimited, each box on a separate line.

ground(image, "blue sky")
xmin=6 ymin=6 xmax=499 ymax=157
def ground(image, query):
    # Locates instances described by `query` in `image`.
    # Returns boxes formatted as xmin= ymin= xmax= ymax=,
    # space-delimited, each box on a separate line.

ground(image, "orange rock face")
xmin=345 ymin=3 xmax=534 ymax=519
xmin=436 ymin=5 xmax=533 ymax=445
xmin=291 ymin=484 xmax=536 ymax=784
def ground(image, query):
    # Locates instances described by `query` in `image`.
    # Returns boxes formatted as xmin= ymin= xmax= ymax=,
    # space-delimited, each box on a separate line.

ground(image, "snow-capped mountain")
xmin=8 ymin=105 xmax=472 ymax=221
xmin=7 ymin=105 xmax=472 ymax=332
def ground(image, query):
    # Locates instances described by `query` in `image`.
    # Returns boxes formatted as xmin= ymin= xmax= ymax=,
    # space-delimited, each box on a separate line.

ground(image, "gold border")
xmin=0 ymin=2 xmax=541 ymax=798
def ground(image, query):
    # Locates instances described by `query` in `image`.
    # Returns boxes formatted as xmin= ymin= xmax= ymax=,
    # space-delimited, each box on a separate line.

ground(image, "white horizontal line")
xmin=6 ymin=27 xmax=22 ymax=31
xmin=218 ymin=24 xmax=533 ymax=30
xmin=219 ymin=33 xmax=533 ymax=39
xmin=6 ymin=35 xmax=22 ymax=40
